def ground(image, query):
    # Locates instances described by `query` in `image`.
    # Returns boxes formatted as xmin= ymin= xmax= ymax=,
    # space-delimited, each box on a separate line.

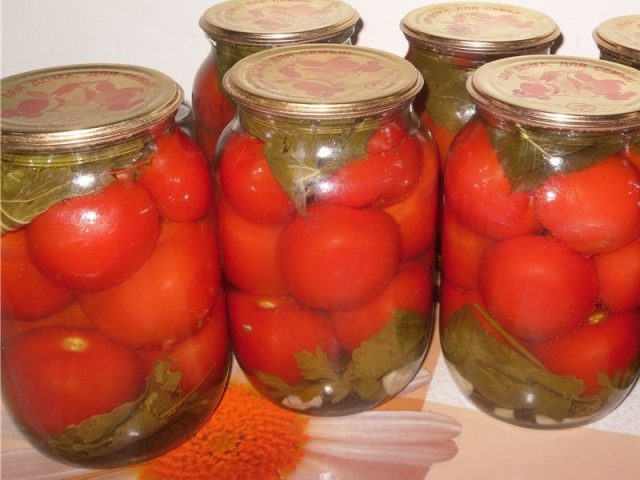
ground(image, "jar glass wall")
xmin=0 ymin=65 xmax=230 ymax=467
xmin=192 ymin=0 xmax=359 ymax=162
xmin=216 ymin=44 xmax=439 ymax=415
xmin=440 ymin=55 xmax=640 ymax=428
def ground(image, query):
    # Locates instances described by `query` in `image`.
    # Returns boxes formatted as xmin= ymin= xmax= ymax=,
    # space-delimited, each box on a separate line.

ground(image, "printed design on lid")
xmin=474 ymin=57 xmax=640 ymax=116
xmin=513 ymin=70 xmax=637 ymax=104
xmin=2 ymin=79 xmax=145 ymax=122
xmin=271 ymin=55 xmax=384 ymax=98
xmin=413 ymin=4 xmax=551 ymax=41
xmin=1 ymin=69 xmax=166 ymax=131
xmin=213 ymin=0 xmax=345 ymax=33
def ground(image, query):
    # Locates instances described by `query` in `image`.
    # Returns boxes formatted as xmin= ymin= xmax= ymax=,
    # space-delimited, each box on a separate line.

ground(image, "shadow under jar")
xmin=400 ymin=2 xmax=560 ymax=166
xmin=0 ymin=64 xmax=231 ymax=467
xmin=192 ymin=0 xmax=360 ymax=162
xmin=216 ymin=44 xmax=439 ymax=415
xmin=440 ymin=55 xmax=640 ymax=429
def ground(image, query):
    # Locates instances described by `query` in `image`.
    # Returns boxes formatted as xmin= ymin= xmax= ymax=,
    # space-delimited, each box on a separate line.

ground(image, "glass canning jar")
xmin=0 ymin=64 xmax=230 ymax=467
xmin=192 ymin=0 xmax=359 ymax=162
xmin=440 ymin=55 xmax=640 ymax=429
xmin=593 ymin=15 xmax=640 ymax=70
xmin=401 ymin=2 xmax=560 ymax=165
xmin=216 ymin=44 xmax=439 ymax=415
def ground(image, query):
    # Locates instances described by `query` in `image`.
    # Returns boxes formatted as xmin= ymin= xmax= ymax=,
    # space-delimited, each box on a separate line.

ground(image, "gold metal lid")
xmin=593 ymin=15 xmax=640 ymax=66
xmin=401 ymin=2 xmax=560 ymax=57
xmin=222 ymin=44 xmax=424 ymax=119
xmin=1 ymin=64 xmax=183 ymax=151
xmin=200 ymin=0 xmax=359 ymax=46
xmin=466 ymin=55 xmax=640 ymax=131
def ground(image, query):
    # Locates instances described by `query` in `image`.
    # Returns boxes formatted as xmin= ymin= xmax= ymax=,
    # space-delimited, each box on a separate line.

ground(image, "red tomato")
xmin=441 ymin=206 xmax=495 ymax=290
xmin=314 ymin=135 xmax=423 ymax=208
xmin=192 ymin=51 xmax=237 ymax=162
xmin=444 ymin=119 xmax=542 ymax=240
xmin=1 ymin=302 xmax=93 ymax=341
xmin=139 ymin=293 xmax=229 ymax=393
xmin=278 ymin=203 xmax=401 ymax=310
xmin=138 ymin=128 xmax=213 ymax=222
xmin=439 ymin=280 xmax=508 ymax=347
xmin=228 ymin=291 xmax=341 ymax=385
xmin=331 ymin=261 xmax=433 ymax=352
xmin=479 ymin=235 xmax=599 ymax=341
xmin=384 ymin=139 xmax=439 ymax=259
xmin=79 ymin=222 xmax=220 ymax=348
xmin=534 ymin=155 xmax=640 ymax=255
xmin=365 ymin=120 xmax=408 ymax=154
xmin=26 ymin=180 xmax=160 ymax=292
xmin=595 ymin=237 xmax=640 ymax=312
xmin=216 ymin=190 xmax=288 ymax=294
xmin=1 ymin=229 xmax=74 ymax=320
xmin=2 ymin=326 xmax=144 ymax=436
xmin=419 ymin=109 xmax=456 ymax=167
xmin=218 ymin=132 xmax=294 ymax=223
xmin=528 ymin=311 xmax=640 ymax=396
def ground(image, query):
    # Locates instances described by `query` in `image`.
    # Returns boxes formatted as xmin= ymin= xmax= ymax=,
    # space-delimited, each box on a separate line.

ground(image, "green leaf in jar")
xmin=254 ymin=309 xmax=430 ymax=405
xmin=240 ymin=112 xmax=377 ymax=214
xmin=48 ymin=360 xmax=205 ymax=459
xmin=441 ymin=306 xmax=586 ymax=422
xmin=410 ymin=49 xmax=473 ymax=132
xmin=346 ymin=309 xmax=429 ymax=383
xmin=487 ymin=124 xmax=623 ymax=192
xmin=1 ymin=139 xmax=149 ymax=233
xmin=0 ymin=165 xmax=113 ymax=234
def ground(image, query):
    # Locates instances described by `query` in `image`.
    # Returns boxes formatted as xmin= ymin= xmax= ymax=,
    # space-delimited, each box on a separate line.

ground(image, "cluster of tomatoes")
xmin=216 ymin=119 xmax=439 ymax=403
xmin=441 ymin=119 xmax=640 ymax=399
xmin=1 ymin=127 xmax=229 ymax=440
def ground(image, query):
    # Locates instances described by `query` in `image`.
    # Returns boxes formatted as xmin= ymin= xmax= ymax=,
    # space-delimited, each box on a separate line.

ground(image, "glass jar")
xmin=217 ymin=44 xmax=438 ymax=415
xmin=1 ymin=64 xmax=230 ymax=467
xmin=401 ymin=2 xmax=560 ymax=164
xmin=193 ymin=0 xmax=360 ymax=162
xmin=440 ymin=55 xmax=640 ymax=429
xmin=593 ymin=15 xmax=640 ymax=69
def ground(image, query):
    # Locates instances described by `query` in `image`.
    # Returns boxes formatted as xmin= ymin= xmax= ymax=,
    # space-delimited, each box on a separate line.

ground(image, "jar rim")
xmin=223 ymin=44 xmax=424 ymax=120
xmin=467 ymin=55 xmax=640 ymax=131
xmin=199 ymin=0 xmax=359 ymax=46
xmin=1 ymin=64 xmax=183 ymax=152
xmin=400 ymin=2 xmax=560 ymax=57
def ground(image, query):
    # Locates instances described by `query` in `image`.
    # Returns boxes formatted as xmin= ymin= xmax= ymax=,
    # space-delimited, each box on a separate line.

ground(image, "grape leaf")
xmin=410 ymin=49 xmax=475 ymax=132
xmin=1 ymin=139 xmax=148 ymax=233
xmin=240 ymin=112 xmax=376 ymax=214
xmin=487 ymin=123 xmax=624 ymax=192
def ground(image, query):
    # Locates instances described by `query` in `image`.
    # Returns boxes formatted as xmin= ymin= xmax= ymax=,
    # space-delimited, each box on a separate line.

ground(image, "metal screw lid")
xmin=1 ymin=64 xmax=183 ymax=151
xmin=223 ymin=44 xmax=424 ymax=120
xmin=593 ymin=15 xmax=640 ymax=68
xmin=199 ymin=0 xmax=359 ymax=46
xmin=466 ymin=55 xmax=640 ymax=131
xmin=401 ymin=2 xmax=560 ymax=58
